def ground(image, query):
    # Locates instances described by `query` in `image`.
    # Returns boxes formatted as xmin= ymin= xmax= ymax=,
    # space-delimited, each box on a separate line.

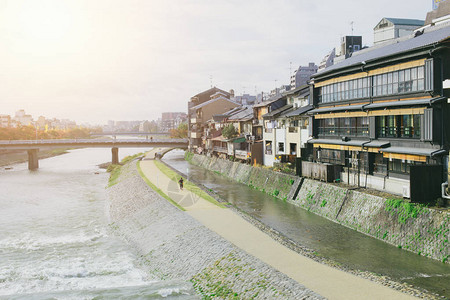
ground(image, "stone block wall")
xmin=107 ymin=160 xmax=323 ymax=299
xmin=189 ymin=153 xmax=449 ymax=263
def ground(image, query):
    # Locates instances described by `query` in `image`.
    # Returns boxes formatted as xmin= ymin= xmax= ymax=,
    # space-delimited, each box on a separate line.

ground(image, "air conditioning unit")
xmin=402 ymin=185 xmax=410 ymax=199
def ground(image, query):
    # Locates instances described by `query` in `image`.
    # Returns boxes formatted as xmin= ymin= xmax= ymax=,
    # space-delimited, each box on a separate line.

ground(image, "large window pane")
xmin=418 ymin=66 xmax=424 ymax=79
xmin=411 ymin=67 xmax=417 ymax=80
xmin=413 ymin=114 xmax=421 ymax=138
xmin=404 ymin=69 xmax=411 ymax=81
xmin=387 ymin=84 xmax=393 ymax=94
xmin=399 ymin=70 xmax=404 ymax=82
xmin=393 ymin=71 xmax=399 ymax=83
xmin=387 ymin=73 xmax=392 ymax=84
xmin=418 ymin=79 xmax=424 ymax=90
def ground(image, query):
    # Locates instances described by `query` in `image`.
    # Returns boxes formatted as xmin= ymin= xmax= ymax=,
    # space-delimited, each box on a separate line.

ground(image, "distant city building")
xmin=36 ymin=116 xmax=46 ymax=128
xmin=270 ymin=85 xmax=291 ymax=98
xmin=373 ymin=18 xmax=425 ymax=45
xmin=318 ymin=48 xmax=336 ymax=72
xmin=104 ymin=120 xmax=141 ymax=132
xmin=290 ymin=63 xmax=318 ymax=89
xmin=333 ymin=35 xmax=363 ymax=64
xmin=14 ymin=109 xmax=33 ymax=126
xmin=426 ymin=0 xmax=450 ymax=24
xmin=160 ymin=112 xmax=187 ymax=132
xmin=0 ymin=114 xmax=11 ymax=128
xmin=232 ymin=93 xmax=257 ymax=105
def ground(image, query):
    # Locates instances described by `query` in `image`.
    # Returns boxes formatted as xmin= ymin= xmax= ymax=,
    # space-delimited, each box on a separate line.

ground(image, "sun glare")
xmin=16 ymin=2 xmax=73 ymax=52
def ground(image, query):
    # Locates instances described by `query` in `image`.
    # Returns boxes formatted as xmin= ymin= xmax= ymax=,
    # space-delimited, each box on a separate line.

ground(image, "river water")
xmin=163 ymin=149 xmax=450 ymax=299
xmin=0 ymin=148 xmax=196 ymax=299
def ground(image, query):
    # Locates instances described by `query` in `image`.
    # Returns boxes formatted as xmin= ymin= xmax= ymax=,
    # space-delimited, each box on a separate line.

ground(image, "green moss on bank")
xmin=154 ymin=160 xmax=225 ymax=208
xmin=385 ymin=198 xmax=426 ymax=224
xmin=136 ymin=161 xmax=186 ymax=211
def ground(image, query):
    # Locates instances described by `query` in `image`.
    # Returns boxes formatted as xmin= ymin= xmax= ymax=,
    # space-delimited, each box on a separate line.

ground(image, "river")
xmin=163 ymin=149 xmax=450 ymax=299
xmin=0 ymin=148 xmax=196 ymax=299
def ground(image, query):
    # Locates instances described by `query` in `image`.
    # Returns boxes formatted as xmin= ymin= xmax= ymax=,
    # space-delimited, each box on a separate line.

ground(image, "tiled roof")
xmin=314 ymin=25 xmax=450 ymax=78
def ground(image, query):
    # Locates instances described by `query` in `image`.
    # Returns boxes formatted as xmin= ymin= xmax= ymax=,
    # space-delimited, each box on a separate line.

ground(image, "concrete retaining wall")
xmin=191 ymin=154 xmax=300 ymax=201
xmin=107 ymin=160 xmax=323 ymax=299
xmin=189 ymin=154 xmax=449 ymax=263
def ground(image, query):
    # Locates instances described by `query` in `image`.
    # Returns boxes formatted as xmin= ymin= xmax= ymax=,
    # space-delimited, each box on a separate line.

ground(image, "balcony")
xmin=235 ymin=150 xmax=248 ymax=159
xmin=213 ymin=146 xmax=227 ymax=153
xmin=252 ymin=119 xmax=263 ymax=126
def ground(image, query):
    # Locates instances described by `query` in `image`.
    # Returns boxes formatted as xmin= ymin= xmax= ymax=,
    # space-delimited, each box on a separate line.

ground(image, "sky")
xmin=0 ymin=0 xmax=432 ymax=125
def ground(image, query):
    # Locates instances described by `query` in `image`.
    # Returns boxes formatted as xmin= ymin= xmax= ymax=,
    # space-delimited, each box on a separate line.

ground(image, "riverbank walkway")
xmin=138 ymin=148 xmax=415 ymax=300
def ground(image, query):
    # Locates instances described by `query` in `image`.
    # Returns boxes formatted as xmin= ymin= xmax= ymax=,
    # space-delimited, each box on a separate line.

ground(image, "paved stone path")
xmin=139 ymin=148 xmax=415 ymax=300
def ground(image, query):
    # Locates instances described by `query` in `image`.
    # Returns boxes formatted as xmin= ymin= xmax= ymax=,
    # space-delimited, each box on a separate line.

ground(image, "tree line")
xmin=0 ymin=126 xmax=102 ymax=140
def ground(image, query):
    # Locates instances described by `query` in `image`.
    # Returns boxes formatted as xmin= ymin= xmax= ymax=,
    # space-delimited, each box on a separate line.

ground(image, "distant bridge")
xmin=90 ymin=132 xmax=169 ymax=137
xmin=0 ymin=138 xmax=188 ymax=170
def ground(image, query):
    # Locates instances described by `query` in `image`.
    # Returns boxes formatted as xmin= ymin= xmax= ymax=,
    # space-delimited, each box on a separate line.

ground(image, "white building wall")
xmin=263 ymin=127 xmax=275 ymax=166
xmin=275 ymin=128 xmax=286 ymax=156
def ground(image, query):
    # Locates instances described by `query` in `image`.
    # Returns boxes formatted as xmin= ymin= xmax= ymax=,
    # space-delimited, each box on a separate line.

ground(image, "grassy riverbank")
xmin=0 ymin=149 xmax=70 ymax=168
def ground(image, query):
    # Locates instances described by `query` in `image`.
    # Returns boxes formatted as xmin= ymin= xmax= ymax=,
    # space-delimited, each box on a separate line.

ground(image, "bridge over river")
xmin=0 ymin=138 xmax=188 ymax=170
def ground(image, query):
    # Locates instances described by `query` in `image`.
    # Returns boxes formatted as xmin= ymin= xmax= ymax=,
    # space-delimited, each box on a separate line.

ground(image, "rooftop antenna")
xmin=209 ymin=75 xmax=213 ymax=88
xmin=350 ymin=21 xmax=354 ymax=55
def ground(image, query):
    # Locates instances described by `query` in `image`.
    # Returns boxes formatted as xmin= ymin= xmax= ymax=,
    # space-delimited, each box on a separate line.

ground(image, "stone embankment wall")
xmin=189 ymin=154 xmax=449 ymax=263
xmin=107 ymin=161 xmax=323 ymax=299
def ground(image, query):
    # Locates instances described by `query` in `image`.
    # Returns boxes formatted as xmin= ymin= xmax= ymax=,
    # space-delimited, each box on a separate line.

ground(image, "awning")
xmin=284 ymin=105 xmax=314 ymax=117
xmin=364 ymin=98 xmax=431 ymax=110
xmin=308 ymin=138 xmax=369 ymax=147
xmin=380 ymin=147 xmax=443 ymax=156
xmin=362 ymin=141 xmax=390 ymax=148
xmin=211 ymin=135 xmax=227 ymax=141
xmin=232 ymin=137 xmax=246 ymax=143
xmin=309 ymin=104 xmax=366 ymax=114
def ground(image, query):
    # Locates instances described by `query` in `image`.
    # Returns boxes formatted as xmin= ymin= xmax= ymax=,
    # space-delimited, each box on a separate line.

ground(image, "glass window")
xmin=399 ymin=70 xmax=404 ymax=82
xmin=412 ymin=80 xmax=418 ymax=91
xmin=278 ymin=142 xmax=284 ymax=152
xmin=418 ymin=66 xmax=424 ymax=79
xmin=411 ymin=67 xmax=417 ymax=80
xmin=393 ymin=82 xmax=398 ymax=93
xmin=413 ymin=114 xmax=421 ymax=138
xmin=387 ymin=73 xmax=392 ymax=84
xmin=404 ymin=69 xmax=411 ymax=81
xmin=418 ymin=79 xmax=424 ymax=90
xmin=393 ymin=71 xmax=399 ymax=83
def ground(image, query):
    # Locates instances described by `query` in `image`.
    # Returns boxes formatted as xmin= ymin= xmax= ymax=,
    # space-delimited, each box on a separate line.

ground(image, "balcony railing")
xmin=213 ymin=146 xmax=227 ymax=153
xmin=318 ymin=127 xmax=369 ymax=137
xmin=235 ymin=150 xmax=248 ymax=159
xmin=253 ymin=119 xmax=263 ymax=126
xmin=377 ymin=126 xmax=420 ymax=139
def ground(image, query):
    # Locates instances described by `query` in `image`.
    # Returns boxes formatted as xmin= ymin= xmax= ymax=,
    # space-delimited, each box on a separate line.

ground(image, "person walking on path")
xmin=178 ymin=177 xmax=184 ymax=190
